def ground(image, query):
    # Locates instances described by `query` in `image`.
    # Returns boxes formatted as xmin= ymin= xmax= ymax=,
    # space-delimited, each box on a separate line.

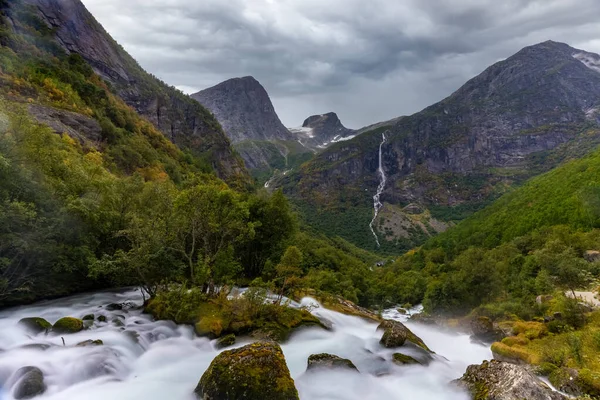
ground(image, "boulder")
xmin=76 ymin=339 xmax=103 ymax=347
xmin=17 ymin=318 xmax=51 ymax=335
xmin=456 ymin=360 xmax=567 ymax=400
xmin=82 ymin=314 xmax=95 ymax=321
xmin=470 ymin=316 xmax=504 ymax=342
xmin=215 ymin=334 xmax=236 ymax=349
xmin=12 ymin=366 xmax=46 ymax=400
xmin=377 ymin=320 xmax=431 ymax=351
xmin=306 ymin=353 xmax=358 ymax=372
xmin=195 ymin=341 xmax=299 ymax=400
xmin=408 ymin=313 xmax=438 ymax=325
xmin=396 ymin=308 xmax=407 ymax=315
xmin=97 ymin=315 xmax=107 ymax=322
xmin=392 ymin=353 xmax=421 ymax=365
xmin=52 ymin=317 xmax=84 ymax=334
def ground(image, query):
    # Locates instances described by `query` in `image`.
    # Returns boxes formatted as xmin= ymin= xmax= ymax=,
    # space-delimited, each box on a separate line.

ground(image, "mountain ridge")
xmin=17 ymin=0 xmax=250 ymax=186
xmin=279 ymin=40 xmax=600 ymax=252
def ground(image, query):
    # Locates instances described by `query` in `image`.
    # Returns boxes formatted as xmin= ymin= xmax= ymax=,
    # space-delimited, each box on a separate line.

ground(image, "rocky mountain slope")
xmin=290 ymin=112 xmax=356 ymax=150
xmin=192 ymin=76 xmax=293 ymax=144
xmin=17 ymin=0 xmax=249 ymax=186
xmin=279 ymin=41 xmax=600 ymax=252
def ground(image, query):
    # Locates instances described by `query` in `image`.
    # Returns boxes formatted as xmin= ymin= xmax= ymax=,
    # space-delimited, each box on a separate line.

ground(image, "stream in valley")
xmin=0 ymin=288 xmax=492 ymax=400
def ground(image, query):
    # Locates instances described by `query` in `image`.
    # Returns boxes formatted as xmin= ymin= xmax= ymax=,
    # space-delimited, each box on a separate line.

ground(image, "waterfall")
xmin=369 ymin=132 xmax=387 ymax=247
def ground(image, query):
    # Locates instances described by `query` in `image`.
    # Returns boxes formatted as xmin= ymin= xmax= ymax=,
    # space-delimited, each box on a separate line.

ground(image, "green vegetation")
xmin=0 ymin=1 xmax=380 ymax=309
xmin=146 ymin=286 xmax=323 ymax=341
xmin=52 ymin=317 xmax=84 ymax=334
xmin=235 ymin=139 xmax=313 ymax=186
xmin=368 ymin=142 xmax=600 ymax=314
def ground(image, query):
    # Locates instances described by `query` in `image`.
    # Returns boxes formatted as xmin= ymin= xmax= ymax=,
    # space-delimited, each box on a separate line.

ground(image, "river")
xmin=0 ymin=288 xmax=491 ymax=400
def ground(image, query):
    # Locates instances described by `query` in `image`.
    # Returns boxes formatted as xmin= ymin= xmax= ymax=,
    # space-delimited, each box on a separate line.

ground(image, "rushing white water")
xmin=0 ymin=289 xmax=491 ymax=400
xmin=369 ymin=131 xmax=388 ymax=247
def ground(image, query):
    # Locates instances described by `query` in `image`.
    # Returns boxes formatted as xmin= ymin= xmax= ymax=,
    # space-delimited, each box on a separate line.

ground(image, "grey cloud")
xmin=81 ymin=0 xmax=600 ymax=127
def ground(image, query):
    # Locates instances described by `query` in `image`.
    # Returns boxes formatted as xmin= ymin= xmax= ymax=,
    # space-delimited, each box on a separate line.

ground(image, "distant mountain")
xmin=19 ymin=0 xmax=249 ymax=186
xmin=192 ymin=76 xmax=293 ymax=144
xmin=279 ymin=40 xmax=600 ymax=252
xmin=290 ymin=112 xmax=356 ymax=150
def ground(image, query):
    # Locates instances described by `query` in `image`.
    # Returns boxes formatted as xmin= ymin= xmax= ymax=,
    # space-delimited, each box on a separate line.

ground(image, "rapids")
xmin=0 ymin=289 xmax=491 ymax=400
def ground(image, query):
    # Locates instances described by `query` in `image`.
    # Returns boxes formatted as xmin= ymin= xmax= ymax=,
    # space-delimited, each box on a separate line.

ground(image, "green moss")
xmin=196 ymin=341 xmax=299 ymax=400
xmin=18 ymin=317 xmax=51 ymax=334
xmin=52 ymin=317 xmax=84 ymax=334
xmin=392 ymin=353 xmax=421 ymax=365
xmin=82 ymin=314 xmax=94 ymax=321
xmin=501 ymin=335 xmax=530 ymax=347
xmin=491 ymin=341 xmax=535 ymax=364
xmin=216 ymin=334 xmax=236 ymax=349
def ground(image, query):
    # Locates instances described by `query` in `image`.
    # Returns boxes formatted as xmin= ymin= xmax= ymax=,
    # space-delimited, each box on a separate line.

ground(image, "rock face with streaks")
xmin=192 ymin=77 xmax=293 ymax=144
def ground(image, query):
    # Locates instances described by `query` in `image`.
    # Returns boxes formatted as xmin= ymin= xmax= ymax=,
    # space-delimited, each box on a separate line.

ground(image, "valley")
xmin=1 ymin=0 xmax=600 ymax=399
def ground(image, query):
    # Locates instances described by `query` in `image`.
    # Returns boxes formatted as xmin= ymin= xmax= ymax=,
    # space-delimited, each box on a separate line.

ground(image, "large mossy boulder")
xmin=456 ymin=360 xmax=566 ymax=400
xmin=377 ymin=320 xmax=431 ymax=351
xmin=52 ymin=317 xmax=84 ymax=334
xmin=17 ymin=318 xmax=51 ymax=335
xmin=195 ymin=341 xmax=299 ymax=400
xmin=12 ymin=366 xmax=46 ymax=400
xmin=306 ymin=353 xmax=358 ymax=372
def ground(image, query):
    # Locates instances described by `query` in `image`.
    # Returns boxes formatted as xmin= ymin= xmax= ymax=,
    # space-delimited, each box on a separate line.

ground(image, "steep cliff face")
xmin=281 ymin=41 xmax=600 ymax=252
xmin=18 ymin=0 xmax=249 ymax=185
xmin=192 ymin=76 xmax=293 ymax=144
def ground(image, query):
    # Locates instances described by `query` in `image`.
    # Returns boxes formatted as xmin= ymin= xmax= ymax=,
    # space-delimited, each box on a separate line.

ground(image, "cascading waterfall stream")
xmin=0 ymin=288 xmax=491 ymax=400
xmin=369 ymin=131 xmax=388 ymax=247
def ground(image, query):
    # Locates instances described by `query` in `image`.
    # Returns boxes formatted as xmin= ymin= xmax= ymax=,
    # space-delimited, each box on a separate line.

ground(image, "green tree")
xmin=275 ymin=246 xmax=303 ymax=304
xmin=171 ymin=182 xmax=251 ymax=292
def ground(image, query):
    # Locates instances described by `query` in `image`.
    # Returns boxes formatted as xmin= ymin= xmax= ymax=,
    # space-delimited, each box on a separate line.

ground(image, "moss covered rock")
xmin=12 ymin=366 xmax=46 ymax=400
xmin=82 ymin=314 xmax=94 ymax=321
xmin=456 ymin=360 xmax=566 ymax=400
xmin=17 ymin=318 xmax=51 ymax=335
xmin=195 ymin=341 xmax=299 ymax=400
xmin=491 ymin=342 xmax=534 ymax=364
xmin=377 ymin=320 xmax=431 ymax=351
xmin=215 ymin=334 xmax=236 ymax=349
xmin=306 ymin=353 xmax=358 ymax=372
xmin=392 ymin=353 xmax=421 ymax=365
xmin=52 ymin=317 xmax=84 ymax=334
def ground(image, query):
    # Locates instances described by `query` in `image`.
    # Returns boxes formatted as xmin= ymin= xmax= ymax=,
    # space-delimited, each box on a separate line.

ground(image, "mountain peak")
xmin=192 ymin=77 xmax=292 ymax=144
xmin=302 ymin=112 xmax=341 ymax=128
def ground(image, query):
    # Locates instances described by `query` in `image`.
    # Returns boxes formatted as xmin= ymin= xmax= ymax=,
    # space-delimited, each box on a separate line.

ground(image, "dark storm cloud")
xmin=81 ymin=0 xmax=600 ymax=127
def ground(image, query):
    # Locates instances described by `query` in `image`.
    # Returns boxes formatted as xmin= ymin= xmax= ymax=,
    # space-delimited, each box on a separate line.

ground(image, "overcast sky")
xmin=81 ymin=0 xmax=600 ymax=128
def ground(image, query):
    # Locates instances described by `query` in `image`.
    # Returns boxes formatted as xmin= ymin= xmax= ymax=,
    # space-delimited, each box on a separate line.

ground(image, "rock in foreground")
xmin=12 ymin=366 xmax=46 ymax=399
xmin=377 ymin=320 xmax=431 ymax=351
xmin=17 ymin=318 xmax=51 ymax=335
xmin=457 ymin=360 xmax=567 ymax=400
xmin=306 ymin=353 xmax=358 ymax=372
xmin=52 ymin=317 xmax=84 ymax=334
xmin=195 ymin=341 xmax=299 ymax=400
